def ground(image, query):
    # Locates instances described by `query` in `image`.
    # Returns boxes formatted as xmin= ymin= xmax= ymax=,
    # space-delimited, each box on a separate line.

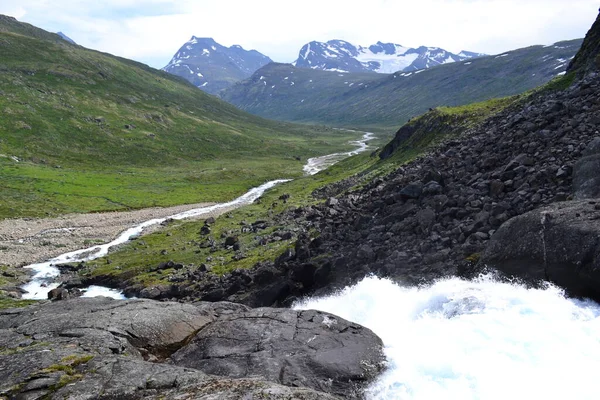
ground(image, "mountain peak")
xmin=294 ymin=39 xmax=485 ymax=74
xmin=163 ymin=37 xmax=272 ymax=94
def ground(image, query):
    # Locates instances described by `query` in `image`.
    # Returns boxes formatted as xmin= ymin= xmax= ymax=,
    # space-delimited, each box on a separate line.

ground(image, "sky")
xmin=0 ymin=0 xmax=598 ymax=69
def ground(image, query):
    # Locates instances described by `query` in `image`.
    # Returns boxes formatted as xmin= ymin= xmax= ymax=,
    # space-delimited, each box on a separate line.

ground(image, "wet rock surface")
xmin=0 ymin=297 xmax=383 ymax=399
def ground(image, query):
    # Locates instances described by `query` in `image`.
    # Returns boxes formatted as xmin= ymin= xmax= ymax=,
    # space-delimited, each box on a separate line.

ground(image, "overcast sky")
xmin=1 ymin=0 xmax=598 ymax=69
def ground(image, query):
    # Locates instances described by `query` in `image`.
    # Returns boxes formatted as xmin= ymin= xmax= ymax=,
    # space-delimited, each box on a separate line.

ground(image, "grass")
xmin=80 ymin=150 xmax=379 ymax=286
xmin=0 ymin=18 xmax=361 ymax=219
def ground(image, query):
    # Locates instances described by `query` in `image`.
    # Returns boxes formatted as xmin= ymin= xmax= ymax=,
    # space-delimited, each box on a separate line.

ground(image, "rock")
xmin=573 ymin=137 xmax=600 ymax=199
xmin=481 ymin=201 xmax=600 ymax=300
xmin=224 ymin=236 xmax=238 ymax=247
xmin=0 ymin=298 xmax=374 ymax=399
xmin=47 ymin=287 xmax=71 ymax=301
xmin=171 ymin=308 xmax=385 ymax=398
xmin=489 ymin=179 xmax=505 ymax=196
xmin=399 ymin=181 xmax=423 ymax=199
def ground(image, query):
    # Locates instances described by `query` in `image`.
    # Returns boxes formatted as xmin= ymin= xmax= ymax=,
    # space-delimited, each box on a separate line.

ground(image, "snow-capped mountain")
xmin=163 ymin=37 xmax=272 ymax=94
xmin=293 ymin=40 xmax=486 ymax=73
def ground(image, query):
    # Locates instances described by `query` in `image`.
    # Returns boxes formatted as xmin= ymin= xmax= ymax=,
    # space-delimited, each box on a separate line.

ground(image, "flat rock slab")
xmin=0 ymin=297 xmax=384 ymax=399
xmin=171 ymin=307 xmax=385 ymax=398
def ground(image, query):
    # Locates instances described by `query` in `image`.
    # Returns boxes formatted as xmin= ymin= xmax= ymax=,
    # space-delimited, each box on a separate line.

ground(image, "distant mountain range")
xmin=221 ymin=39 xmax=582 ymax=128
xmin=162 ymin=37 xmax=486 ymax=93
xmin=163 ymin=37 xmax=272 ymax=95
xmin=293 ymin=40 xmax=486 ymax=73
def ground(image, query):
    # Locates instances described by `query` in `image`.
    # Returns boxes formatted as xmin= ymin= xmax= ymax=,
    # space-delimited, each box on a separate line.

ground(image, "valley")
xmin=1 ymin=6 xmax=600 ymax=400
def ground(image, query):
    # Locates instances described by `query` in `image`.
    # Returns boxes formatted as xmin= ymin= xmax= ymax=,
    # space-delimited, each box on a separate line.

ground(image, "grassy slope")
xmin=221 ymin=39 xmax=582 ymax=129
xmin=0 ymin=17 xmax=359 ymax=219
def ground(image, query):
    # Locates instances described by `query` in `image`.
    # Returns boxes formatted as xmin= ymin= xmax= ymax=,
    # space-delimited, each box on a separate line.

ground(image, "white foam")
xmin=81 ymin=285 xmax=127 ymax=299
xmin=294 ymin=274 xmax=600 ymax=400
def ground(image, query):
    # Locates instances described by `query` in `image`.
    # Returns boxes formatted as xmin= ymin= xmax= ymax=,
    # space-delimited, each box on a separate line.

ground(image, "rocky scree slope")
xmin=140 ymin=57 xmax=600 ymax=307
xmin=293 ymin=39 xmax=485 ymax=73
xmin=221 ymin=39 xmax=581 ymax=128
xmin=0 ymin=297 xmax=384 ymax=399
xmin=163 ymin=37 xmax=272 ymax=95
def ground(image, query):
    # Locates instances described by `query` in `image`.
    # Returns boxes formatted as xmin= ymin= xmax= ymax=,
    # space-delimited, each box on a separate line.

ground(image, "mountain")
xmin=293 ymin=39 xmax=486 ymax=73
xmin=221 ymin=39 xmax=582 ymax=128
xmin=163 ymin=37 xmax=272 ymax=95
xmin=57 ymin=31 xmax=76 ymax=44
xmin=0 ymin=15 xmax=356 ymax=219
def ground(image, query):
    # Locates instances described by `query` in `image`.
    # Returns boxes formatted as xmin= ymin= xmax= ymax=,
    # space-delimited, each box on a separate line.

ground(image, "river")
xmin=21 ymin=131 xmax=374 ymax=299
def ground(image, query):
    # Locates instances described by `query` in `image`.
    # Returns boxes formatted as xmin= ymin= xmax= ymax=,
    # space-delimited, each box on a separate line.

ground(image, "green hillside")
xmin=0 ymin=16 xmax=358 ymax=219
xmin=221 ymin=39 xmax=582 ymax=129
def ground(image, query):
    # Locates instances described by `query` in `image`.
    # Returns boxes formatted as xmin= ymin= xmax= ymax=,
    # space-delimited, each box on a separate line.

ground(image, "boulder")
xmin=171 ymin=308 xmax=385 ymax=398
xmin=481 ymin=201 xmax=600 ymax=300
xmin=573 ymin=137 xmax=600 ymax=199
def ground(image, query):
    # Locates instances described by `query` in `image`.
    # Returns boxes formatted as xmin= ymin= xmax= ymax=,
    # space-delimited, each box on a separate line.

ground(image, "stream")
xmin=20 ymin=131 xmax=374 ymax=300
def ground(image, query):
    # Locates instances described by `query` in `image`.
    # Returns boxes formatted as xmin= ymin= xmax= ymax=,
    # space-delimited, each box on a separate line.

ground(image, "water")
xmin=21 ymin=130 xmax=375 ymax=299
xmin=294 ymin=274 xmax=600 ymax=400
xmin=303 ymin=132 xmax=374 ymax=175
xmin=21 ymin=179 xmax=289 ymax=299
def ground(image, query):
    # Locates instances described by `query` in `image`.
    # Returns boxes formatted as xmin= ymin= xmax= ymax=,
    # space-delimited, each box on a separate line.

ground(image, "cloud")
xmin=0 ymin=0 xmax=597 ymax=68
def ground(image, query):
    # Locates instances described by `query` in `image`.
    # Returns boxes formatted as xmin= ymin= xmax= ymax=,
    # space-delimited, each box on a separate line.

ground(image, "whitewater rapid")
xmin=294 ymin=274 xmax=600 ymax=400
xmin=21 ymin=131 xmax=375 ymax=299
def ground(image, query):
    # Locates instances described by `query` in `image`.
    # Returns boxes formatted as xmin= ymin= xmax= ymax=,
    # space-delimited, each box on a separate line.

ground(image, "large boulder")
xmin=171 ymin=308 xmax=385 ymax=398
xmin=573 ymin=137 xmax=600 ymax=199
xmin=481 ymin=201 xmax=600 ymax=300
xmin=0 ymin=297 xmax=383 ymax=399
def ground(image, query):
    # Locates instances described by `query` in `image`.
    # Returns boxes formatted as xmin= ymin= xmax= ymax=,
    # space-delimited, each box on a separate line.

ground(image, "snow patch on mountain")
xmin=294 ymin=40 xmax=486 ymax=74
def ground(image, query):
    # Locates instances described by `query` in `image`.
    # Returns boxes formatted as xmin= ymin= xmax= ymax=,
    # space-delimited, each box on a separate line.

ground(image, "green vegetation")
xmin=379 ymin=96 xmax=519 ymax=163
xmin=0 ymin=16 xmax=360 ymax=219
xmin=221 ymin=39 xmax=582 ymax=128
xmin=81 ymin=150 xmax=379 ymax=286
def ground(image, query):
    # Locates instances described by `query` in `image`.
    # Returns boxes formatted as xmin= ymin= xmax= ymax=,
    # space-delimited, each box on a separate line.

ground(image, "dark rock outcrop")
xmin=0 ymin=298 xmax=383 ymax=399
xmin=574 ymin=137 xmax=600 ymax=199
xmin=481 ymin=200 xmax=600 ymax=299
xmin=568 ymin=10 xmax=600 ymax=76
xmin=172 ymin=308 xmax=384 ymax=397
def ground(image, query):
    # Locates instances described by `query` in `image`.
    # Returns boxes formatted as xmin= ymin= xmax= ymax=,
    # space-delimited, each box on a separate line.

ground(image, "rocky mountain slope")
xmin=294 ymin=39 xmax=485 ymax=73
xmin=221 ymin=39 xmax=582 ymax=128
xmin=163 ymin=37 xmax=272 ymax=94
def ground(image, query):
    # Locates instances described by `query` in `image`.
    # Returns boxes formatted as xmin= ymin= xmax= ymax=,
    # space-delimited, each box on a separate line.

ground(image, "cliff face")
xmin=568 ymin=10 xmax=600 ymax=75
